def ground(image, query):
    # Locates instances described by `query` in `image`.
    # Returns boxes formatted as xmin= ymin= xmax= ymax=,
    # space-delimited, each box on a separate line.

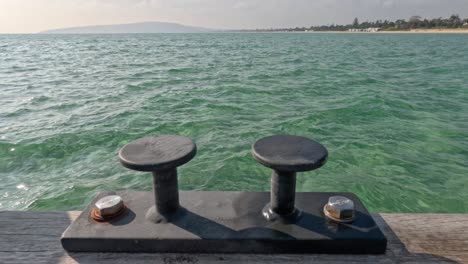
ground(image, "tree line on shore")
xmin=247 ymin=15 xmax=468 ymax=32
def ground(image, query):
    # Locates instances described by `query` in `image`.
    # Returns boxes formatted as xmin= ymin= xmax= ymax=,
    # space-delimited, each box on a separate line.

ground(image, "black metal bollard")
xmin=252 ymin=135 xmax=328 ymax=221
xmin=118 ymin=135 xmax=196 ymax=223
xmin=63 ymin=133 xmax=387 ymax=254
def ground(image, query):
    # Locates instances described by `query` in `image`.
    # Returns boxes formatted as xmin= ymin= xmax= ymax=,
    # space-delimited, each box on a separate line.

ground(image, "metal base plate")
xmin=61 ymin=191 xmax=387 ymax=254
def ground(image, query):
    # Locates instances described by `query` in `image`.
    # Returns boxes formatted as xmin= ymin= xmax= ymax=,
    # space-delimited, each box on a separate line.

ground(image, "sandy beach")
xmin=380 ymin=28 xmax=468 ymax=33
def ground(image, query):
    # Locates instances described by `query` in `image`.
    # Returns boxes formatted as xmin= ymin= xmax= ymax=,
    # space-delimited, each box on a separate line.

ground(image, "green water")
xmin=0 ymin=33 xmax=467 ymax=213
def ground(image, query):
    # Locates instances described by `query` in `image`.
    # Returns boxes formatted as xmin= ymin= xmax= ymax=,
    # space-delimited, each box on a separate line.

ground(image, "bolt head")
xmin=94 ymin=195 xmax=124 ymax=217
xmin=324 ymin=196 xmax=355 ymax=222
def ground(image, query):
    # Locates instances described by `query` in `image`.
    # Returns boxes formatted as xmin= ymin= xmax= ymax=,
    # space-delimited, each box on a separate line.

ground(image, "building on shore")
xmin=348 ymin=27 xmax=381 ymax=32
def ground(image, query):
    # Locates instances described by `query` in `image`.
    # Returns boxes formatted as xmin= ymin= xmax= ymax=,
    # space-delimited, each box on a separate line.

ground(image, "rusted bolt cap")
xmin=92 ymin=195 xmax=125 ymax=221
xmin=323 ymin=196 xmax=355 ymax=223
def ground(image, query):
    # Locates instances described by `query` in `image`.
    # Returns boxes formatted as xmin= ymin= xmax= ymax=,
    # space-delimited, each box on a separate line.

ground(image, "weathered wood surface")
xmin=0 ymin=211 xmax=467 ymax=263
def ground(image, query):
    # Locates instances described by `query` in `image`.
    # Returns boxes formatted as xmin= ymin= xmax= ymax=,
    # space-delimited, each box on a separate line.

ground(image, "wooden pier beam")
xmin=0 ymin=211 xmax=467 ymax=263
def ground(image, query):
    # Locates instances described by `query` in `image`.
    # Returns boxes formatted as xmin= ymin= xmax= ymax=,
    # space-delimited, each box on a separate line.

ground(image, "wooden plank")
xmin=0 ymin=211 xmax=467 ymax=263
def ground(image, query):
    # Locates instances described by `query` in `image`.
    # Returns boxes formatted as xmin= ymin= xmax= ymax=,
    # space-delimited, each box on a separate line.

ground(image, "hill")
xmin=40 ymin=21 xmax=212 ymax=34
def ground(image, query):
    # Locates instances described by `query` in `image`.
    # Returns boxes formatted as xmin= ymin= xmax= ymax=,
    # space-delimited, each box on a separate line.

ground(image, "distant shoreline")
xmin=229 ymin=28 xmax=468 ymax=34
xmin=296 ymin=28 xmax=468 ymax=34
xmin=3 ymin=28 xmax=468 ymax=35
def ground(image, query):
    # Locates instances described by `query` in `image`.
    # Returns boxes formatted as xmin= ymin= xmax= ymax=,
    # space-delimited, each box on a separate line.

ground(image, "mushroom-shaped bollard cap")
xmin=118 ymin=135 xmax=196 ymax=172
xmin=252 ymin=135 xmax=328 ymax=172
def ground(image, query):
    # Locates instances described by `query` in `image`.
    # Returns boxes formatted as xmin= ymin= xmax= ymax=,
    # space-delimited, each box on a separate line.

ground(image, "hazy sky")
xmin=1 ymin=0 xmax=468 ymax=33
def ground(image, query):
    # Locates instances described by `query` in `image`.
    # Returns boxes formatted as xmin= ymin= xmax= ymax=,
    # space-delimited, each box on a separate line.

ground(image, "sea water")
xmin=0 ymin=33 xmax=467 ymax=212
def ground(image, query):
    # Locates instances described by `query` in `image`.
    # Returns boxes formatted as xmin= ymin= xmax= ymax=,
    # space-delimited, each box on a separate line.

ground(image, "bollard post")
xmin=252 ymin=135 xmax=328 ymax=221
xmin=118 ymin=135 xmax=196 ymax=223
